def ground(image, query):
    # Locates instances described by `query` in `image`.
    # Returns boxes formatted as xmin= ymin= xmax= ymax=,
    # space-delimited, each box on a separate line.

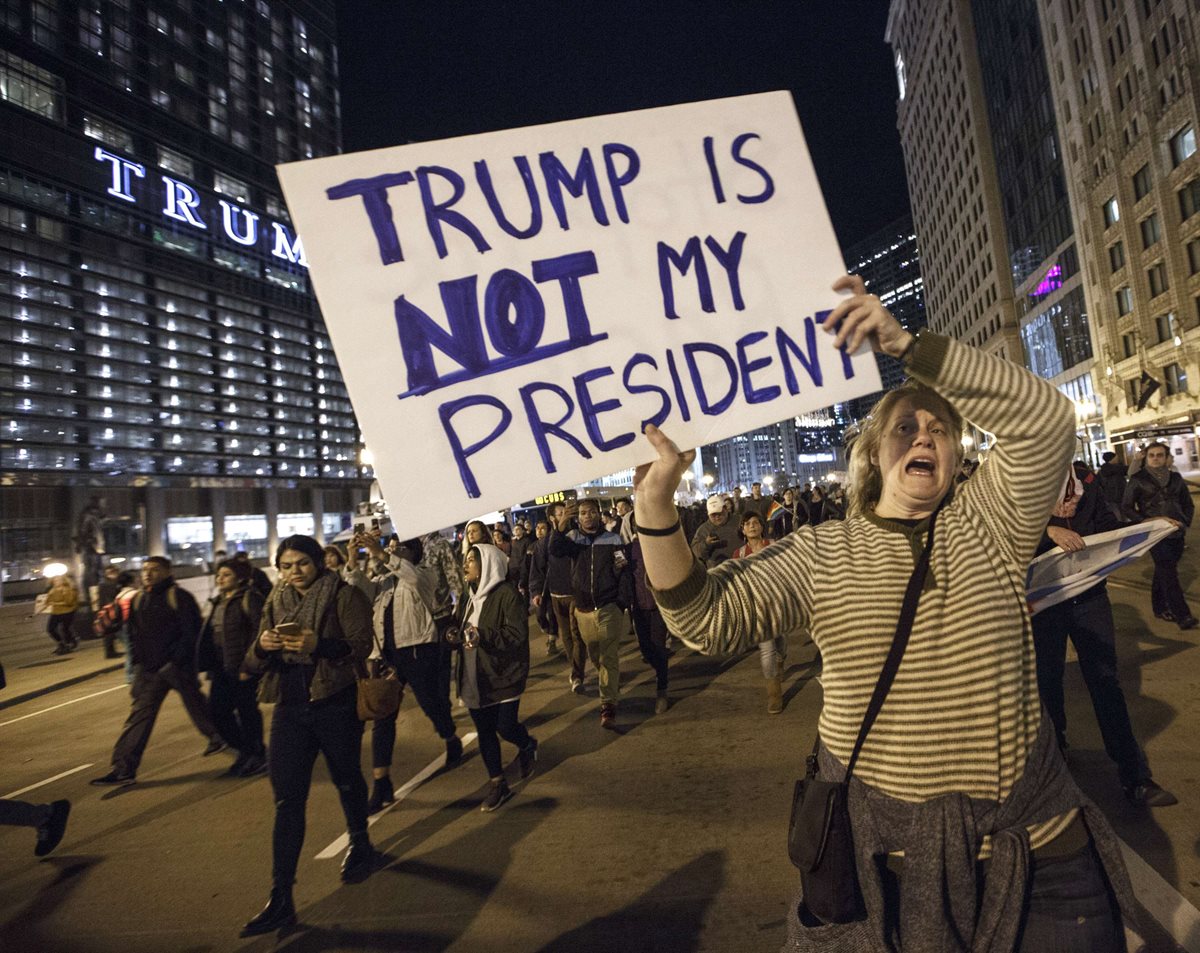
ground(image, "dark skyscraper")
xmin=0 ymin=0 xmax=366 ymax=585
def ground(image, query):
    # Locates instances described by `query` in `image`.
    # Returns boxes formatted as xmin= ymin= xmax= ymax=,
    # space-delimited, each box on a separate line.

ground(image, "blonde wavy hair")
xmin=846 ymin=380 xmax=965 ymax=518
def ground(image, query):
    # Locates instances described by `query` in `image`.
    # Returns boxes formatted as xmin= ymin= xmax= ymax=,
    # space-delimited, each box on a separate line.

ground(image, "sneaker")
xmin=340 ymin=834 xmax=376 ymax=883
xmin=518 ymin=738 xmax=538 ymax=780
xmin=52 ymin=644 xmax=68 ymax=656
xmin=90 ymin=770 xmax=135 ymax=786
xmin=224 ymin=752 xmax=250 ymax=777
xmin=1178 ymin=616 xmax=1199 ymax=631
xmin=1155 ymin=610 xmax=1176 ymax=622
xmin=654 ymin=690 xmax=669 ymax=715
xmin=546 ymin=638 xmax=560 ymax=656
xmin=203 ymin=738 xmax=228 ymax=757
xmin=367 ymin=776 xmax=395 ymax=814
xmin=1124 ymin=779 xmax=1179 ymax=807
xmin=481 ymin=778 xmax=513 ymax=812
xmin=238 ymin=753 xmax=269 ymax=777
xmin=445 ymin=735 xmax=464 ymax=768
xmin=600 ymin=703 xmax=616 ymax=729
xmin=569 ymin=676 xmax=583 ymax=694
xmin=34 ymin=800 xmax=71 ymax=857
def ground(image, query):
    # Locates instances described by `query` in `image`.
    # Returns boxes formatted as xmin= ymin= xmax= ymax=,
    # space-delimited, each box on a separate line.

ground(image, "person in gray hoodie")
xmin=689 ymin=495 xmax=741 ymax=568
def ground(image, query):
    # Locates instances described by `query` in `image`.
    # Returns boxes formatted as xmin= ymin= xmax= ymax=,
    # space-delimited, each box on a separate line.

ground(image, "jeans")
xmin=208 ymin=670 xmax=265 ymax=757
xmin=630 ymin=605 xmax=669 ymax=691
xmin=758 ymin=635 xmax=788 ymax=679
xmin=1150 ymin=535 xmax=1192 ymax=620
xmin=468 ymin=700 xmax=532 ymax=778
xmin=268 ymin=689 xmax=369 ymax=886
xmin=371 ymin=640 xmax=457 ymax=769
xmin=1016 ymin=842 xmax=1124 ymax=952
xmin=574 ymin=603 xmax=624 ymax=703
xmin=879 ymin=839 xmax=1123 ymax=952
xmin=1032 ymin=586 xmax=1149 ymax=787
xmin=550 ymin=594 xmax=586 ymax=682
xmin=111 ymin=663 xmax=218 ymax=776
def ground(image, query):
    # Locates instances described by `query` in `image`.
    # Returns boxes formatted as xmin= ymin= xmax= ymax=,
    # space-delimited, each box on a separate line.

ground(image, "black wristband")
xmin=636 ymin=519 xmax=681 ymax=537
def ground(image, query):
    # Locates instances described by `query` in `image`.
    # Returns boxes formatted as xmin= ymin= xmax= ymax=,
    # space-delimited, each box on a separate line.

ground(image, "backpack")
xmin=91 ymin=601 xmax=126 ymax=639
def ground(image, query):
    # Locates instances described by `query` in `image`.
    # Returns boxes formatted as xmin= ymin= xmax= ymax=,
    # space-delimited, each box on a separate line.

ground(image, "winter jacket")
xmin=127 ymin=579 xmax=203 ymax=672
xmin=46 ymin=585 xmax=79 ymax=616
xmin=197 ymin=583 xmax=264 ymax=676
xmin=549 ymin=526 xmax=631 ymax=612
xmin=1123 ymin=467 xmax=1194 ymax=538
xmin=370 ymin=555 xmax=437 ymax=655
xmin=689 ymin=518 xmax=741 ymax=567
xmin=455 ymin=580 xmax=530 ymax=707
xmin=244 ymin=582 xmax=373 ymax=705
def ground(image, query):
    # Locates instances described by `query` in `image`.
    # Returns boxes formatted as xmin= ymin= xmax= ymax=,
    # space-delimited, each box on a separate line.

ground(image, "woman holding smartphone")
xmin=239 ymin=535 xmax=375 ymax=938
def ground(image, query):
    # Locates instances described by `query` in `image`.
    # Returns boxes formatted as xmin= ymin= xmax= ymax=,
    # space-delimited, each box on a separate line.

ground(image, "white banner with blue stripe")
xmin=1026 ymin=519 xmax=1177 ymax=615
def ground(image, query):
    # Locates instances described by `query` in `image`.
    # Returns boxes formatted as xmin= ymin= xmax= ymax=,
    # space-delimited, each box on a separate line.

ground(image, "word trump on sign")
xmin=277 ymin=92 xmax=881 ymax=538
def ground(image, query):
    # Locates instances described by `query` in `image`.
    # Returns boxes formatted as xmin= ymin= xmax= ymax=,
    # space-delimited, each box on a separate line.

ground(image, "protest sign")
xmin=1026 ymin=520 xmax=1177 ymax=615
xmin=277 ymin=91 xmax=881 ymax=537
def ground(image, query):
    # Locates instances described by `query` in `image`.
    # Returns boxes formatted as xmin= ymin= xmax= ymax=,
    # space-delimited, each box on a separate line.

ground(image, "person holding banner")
xmin=1032 ymin=469 xmax=1176 ymax=807
xmin=1122 ymin=442 xmax=1197 ymax=629
xmin=633 ymin=275 xmax=1137 ymax=951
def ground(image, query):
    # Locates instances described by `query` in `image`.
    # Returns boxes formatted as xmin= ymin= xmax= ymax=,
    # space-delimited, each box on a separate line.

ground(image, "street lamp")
xmin=702 ymin=473 xmax=714 ymax=489
xmin=43 ymin=562 xmax=69 ymax=578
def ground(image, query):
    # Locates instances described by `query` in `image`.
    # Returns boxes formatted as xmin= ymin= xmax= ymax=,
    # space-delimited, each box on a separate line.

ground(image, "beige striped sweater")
xmin=655 ymin=333 xmax=1077 ymax=849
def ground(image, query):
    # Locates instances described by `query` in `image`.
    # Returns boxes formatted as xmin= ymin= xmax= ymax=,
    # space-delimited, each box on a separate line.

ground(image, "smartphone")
xmin=354 ymin=522 xmax=365 ymax=535
xmin=370 ymin=517 xmax=380 ymax=530
xmin=276 ymin=622 xmax=301 ymax=637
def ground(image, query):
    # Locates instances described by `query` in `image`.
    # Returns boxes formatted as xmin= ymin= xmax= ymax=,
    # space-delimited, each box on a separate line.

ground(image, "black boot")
xmin=341 ymin=832 xmax=375 ymax=883
xmin=367 ymin=776 xmax=394 ymax=814
xmin=239 ymin=885 xmax=296 ymax=937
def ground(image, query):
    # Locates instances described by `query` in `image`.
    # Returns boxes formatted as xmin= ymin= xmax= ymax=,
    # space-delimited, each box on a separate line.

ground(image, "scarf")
xmin=266 ymin=569 xmax=341 ymax=640
xmin=1145 ymin=464 xmax=1171 ymax=488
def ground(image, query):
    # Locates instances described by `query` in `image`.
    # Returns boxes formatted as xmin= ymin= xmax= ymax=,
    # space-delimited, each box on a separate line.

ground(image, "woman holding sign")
xmin=633 ymin=276 xmax=1137 ymax=951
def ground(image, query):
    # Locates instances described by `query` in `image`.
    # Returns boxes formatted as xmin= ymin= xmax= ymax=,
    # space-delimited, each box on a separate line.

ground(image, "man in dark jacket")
xmin=534 ymin=502 xmax=583 ymax=670
xmin=197 ymin=558 xmax=266 ymax=777
xmin=1033 ymin=471 xmax=1176 ymax=806
xmin=509 ymin=522 xmax=535 ymax=604
xmin=1123 ymin=442 xmax=1197 ymax=628
xmin=550 ymin=498 xmax=631 ymax=727
xmin=234 ymin=550 xmax=273 ymax=598
xmin=92 ymin=556 xmax=224 ymax=785
xmin=526 ymin=520 xmax=559 ymax=648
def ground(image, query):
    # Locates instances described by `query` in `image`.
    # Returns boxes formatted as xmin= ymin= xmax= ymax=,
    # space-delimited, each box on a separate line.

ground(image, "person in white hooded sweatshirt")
xmin=453 ymin=543 xmax=537 ymax=812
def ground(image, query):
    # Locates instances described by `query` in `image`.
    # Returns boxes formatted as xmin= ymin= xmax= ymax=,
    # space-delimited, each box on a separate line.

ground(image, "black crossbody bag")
xmin=787 ymin=502 xmax=943 ymax=924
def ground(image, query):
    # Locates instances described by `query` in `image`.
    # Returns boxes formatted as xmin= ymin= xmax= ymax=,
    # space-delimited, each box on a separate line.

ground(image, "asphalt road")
xmin=1 ymin=570 xmax=1198 ymax=952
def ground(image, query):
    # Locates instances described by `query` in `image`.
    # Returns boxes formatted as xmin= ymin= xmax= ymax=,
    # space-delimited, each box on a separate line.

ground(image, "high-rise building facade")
xmin=886 ymin=0 xmax=1023 ymax=362
xmin=0 ymin=0 xmax=367 ymax=588
xmin=888 ymin=0 xmax=1108 ymax=462
xmin=1038 ymin=0 xmax=1200 ymax=468
xmin=843 ymin=214 xmax=926 ymax=422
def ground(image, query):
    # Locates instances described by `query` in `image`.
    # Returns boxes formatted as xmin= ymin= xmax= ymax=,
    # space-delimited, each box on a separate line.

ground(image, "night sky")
xmin=333 ymin=1 xmax=909 ymax=251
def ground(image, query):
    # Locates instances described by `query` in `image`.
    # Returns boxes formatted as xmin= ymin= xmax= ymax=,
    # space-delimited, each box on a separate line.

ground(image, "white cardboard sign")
xmin=277 ymin=91 xmax=880 ymax=537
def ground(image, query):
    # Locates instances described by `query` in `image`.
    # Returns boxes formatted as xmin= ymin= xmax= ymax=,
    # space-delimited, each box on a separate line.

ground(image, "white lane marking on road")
xmin=3 ymin=763 xmax=95 ymax=799
xmin=0 ymin=682 xmax=127 ymax=728
xmin=1119 ymin=837 xmax=1200 ymax=953
xmin=314 ymin=732 xmax=479 ymax=860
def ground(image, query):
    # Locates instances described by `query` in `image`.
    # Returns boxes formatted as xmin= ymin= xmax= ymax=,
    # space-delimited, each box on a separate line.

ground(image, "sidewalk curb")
xmin=0 ymin=662 xmax=125 ymax=712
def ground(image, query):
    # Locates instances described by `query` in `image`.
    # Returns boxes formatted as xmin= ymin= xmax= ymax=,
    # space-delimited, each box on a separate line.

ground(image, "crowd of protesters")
xmin=14 ymin=286 xmax=1195 ymax=947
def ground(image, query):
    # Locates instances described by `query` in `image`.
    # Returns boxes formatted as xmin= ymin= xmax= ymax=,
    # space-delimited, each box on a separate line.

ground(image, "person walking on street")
xmin=1034 ymin=469 xmax=1176 ymax=807
xmin=92 ymin=557 xmax=224 ymax=786
xmin=197 ymin=558 xmax=267 ymax=777
xmin=1095 ymin=451 xmax=1128 ymax=522
xmin=239 ymin=535 xmax=376 ymax=938
xmin=628 ymin=529 xmax=671 ymax=713
xmin=45 ymin=574 xmax=80 ymax=655
xmin=539 ymin=501 xmax=586 ymax=670
xmin=527 ymin=520 xmax=559 ymax=646
xmin=1123 ymin=442 xmax=1197 ymax=629
xmin=690 ymin=495 xmax=740 ymax=568
xmin=633 ymin=274 xmax=1139 ymax=950
xmin=550 ymin=499 xmax=631 ymax=728
xmin=452 ymin=544 xmax=536 ymax=812
xmin=234 ymin=550 xmax=273 ymax=599
xmin=731 ymin=512 xmax=788 ymax=713
xmin=360 ymin=532 xmax=463 ymax=813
